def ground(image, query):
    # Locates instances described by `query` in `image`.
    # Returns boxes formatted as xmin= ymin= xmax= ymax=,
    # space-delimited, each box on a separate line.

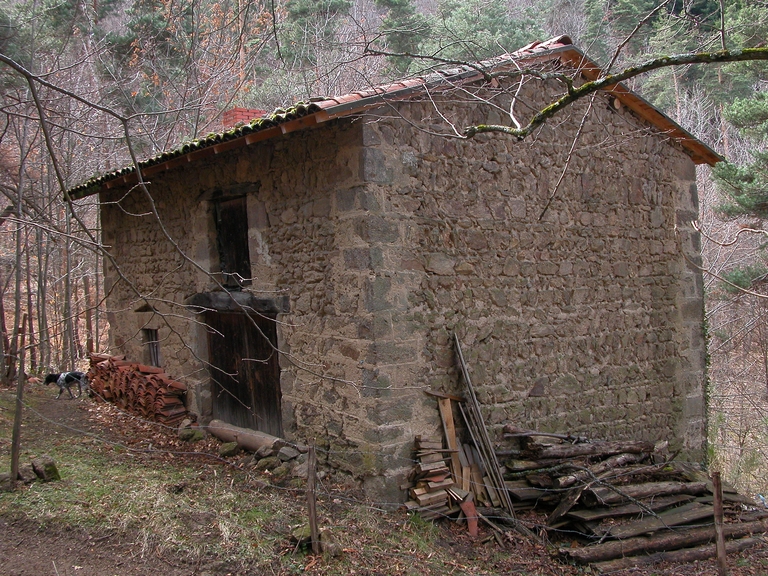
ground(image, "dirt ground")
xmin=0 ymin=391 xmax=212 ymax=576
xmin=0 ymin=515 xmax=203 ymax=576
xmin=3 ymin=387 xmax=768 ymax=576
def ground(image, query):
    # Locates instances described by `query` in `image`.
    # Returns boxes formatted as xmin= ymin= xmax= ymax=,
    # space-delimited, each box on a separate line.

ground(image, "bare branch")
xmin=464 ymin=47 xmax=768 ymax=140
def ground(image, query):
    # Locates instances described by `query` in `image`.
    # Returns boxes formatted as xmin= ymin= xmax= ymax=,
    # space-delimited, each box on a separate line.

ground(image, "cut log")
xmin=502 ymin=424 xmax=590 ymax=444
xmin=555 ymin=452 xmax=648 ymax=488
xmin=504 ymin=459 xmax=564 ymax=472
xmin=526 ymin=473 xmax=555 ymax=488
xmin=594 ymin=501 xmax=714 ymax=539
xmin=416 ymin=461 xmax=451 ymax=475
xmin=593 ymin=536 xmax=761 ymax=572
xmin=560 ymin=518 xmax=768 ymax=564
xmin=415 ymin=489 xmax=449 ymax=507
xmin=548 ymin=484 xmax=587 ymax=525
xmin=427 ymin=478 xmax=457 ymax=491
xmin=586 ymin=481 xmax=708 ymax=506
xmin=506 ymin=481 xmax=558 ymax=502
xmin=697 ymin=492 xmax=760 ymax=506
xmin=525 ymin=440 xmax=654 ymax=460
xmin=207 ymin=419 xmax=291 ymax=453
xmin=418 ymin=452 xmax=448 ymax=465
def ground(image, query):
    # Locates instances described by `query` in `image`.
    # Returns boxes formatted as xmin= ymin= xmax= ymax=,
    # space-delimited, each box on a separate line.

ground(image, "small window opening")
xmin=214 ymin=196 xmax=251 ymax=289
xmin=143 ymin=328 xmax=161 ymax=367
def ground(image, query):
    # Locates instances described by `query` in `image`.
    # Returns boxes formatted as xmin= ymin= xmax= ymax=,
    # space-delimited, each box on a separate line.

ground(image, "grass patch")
xmin=0 ymin=388 xmax=443 ymax=573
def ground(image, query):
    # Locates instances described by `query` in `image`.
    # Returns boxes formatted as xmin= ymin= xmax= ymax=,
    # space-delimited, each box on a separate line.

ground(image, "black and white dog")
xmin=44 ymin=371 xmax=89 ymax=399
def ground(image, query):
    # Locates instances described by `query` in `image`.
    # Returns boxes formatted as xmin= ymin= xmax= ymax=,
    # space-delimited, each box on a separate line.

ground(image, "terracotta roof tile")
xmin=66 ymin=35 xmax=720 ymax=200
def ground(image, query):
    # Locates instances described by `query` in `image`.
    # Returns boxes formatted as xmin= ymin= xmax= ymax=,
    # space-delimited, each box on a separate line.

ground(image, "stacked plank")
xmin=403 ymin=435 xmax=459 ymax=519
xmin=498 ymin=426 xmax=768 ymax=571
xmin=87 ymin=353 xmax=188 ymax=426
xmin=402 ymin=395 xmax=485 ymax=516
xmin=403 ymin=435 xmax=481 ymax=535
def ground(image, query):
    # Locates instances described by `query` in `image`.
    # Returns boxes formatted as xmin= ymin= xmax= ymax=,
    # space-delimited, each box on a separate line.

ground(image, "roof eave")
xmin=555 ymin=47 xmax=722 ymax=166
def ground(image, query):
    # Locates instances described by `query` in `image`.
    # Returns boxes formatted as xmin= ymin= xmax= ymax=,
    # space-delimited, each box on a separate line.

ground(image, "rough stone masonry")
xmin=98 ymin=72 xmax=706 ymax=501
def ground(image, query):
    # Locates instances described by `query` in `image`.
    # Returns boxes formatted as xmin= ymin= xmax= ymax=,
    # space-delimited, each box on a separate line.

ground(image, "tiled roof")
xmin=67 ymin=36 xmax=720 ymax=201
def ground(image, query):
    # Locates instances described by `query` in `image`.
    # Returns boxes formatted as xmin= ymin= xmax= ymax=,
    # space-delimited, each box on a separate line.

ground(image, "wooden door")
xmin=206 ymin=311 xmax=283 ymax=437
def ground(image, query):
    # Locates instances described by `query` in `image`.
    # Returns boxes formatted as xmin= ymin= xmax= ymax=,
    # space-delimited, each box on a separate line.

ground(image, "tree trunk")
xmin=9 ymin=314 xmax=27 ymax=491
xmin=25 ymin=245 xmax=36 ymax=372
xmin=9 ymin=149 xmax=26 ymax=382
xmin=73 ymin=271 xmax=84 ymax=360
xmin=94 ymin=208 xmax=101 ymax=353
xmin=63 ymin=203 xmax=75 ymax=366
xmin=83 ymin=274 xmax=94 ymax=355
xmin=36 ymin=225 xmax=50 ymax=370
xmin=555 ymin=452 xmax=647 ymax=488
xmin=207 ymin=419 xmax=289 ymax=452
xmin=0 ymin=282 xmax=9 ymax=384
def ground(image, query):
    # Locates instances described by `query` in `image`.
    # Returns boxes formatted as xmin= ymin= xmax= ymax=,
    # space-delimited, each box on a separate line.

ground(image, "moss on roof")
xmin=67 ymin=102 xmax=323 ymax=200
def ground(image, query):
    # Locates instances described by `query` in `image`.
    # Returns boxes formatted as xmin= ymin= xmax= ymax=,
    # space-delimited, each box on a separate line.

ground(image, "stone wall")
xmin=346 ymin=80 xmax=706 ymax=477
xmin=98 ymin=73 xmax=706 ymax=501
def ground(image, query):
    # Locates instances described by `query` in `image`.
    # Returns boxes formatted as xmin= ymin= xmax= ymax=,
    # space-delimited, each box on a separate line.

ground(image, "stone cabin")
xmin=69 ymin=36 xmax=720 ymax=500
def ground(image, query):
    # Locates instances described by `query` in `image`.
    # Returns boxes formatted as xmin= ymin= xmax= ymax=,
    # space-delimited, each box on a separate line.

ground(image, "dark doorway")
xmin=206 ymin=310 xmax=283 ymax=437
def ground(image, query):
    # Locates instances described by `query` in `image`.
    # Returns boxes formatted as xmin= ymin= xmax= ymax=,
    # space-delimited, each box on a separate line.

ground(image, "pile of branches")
xmin=500 ymin=425 xmax=768 ymax=571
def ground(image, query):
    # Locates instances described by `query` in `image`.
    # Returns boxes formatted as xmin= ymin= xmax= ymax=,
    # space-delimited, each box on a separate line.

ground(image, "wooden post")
xmin=9 ymin=314 xmax=27 ymax=491
xmin=307 ymin=442 xmax=320 ymax=554
xmin=712 ymin=471 xmax=729 ymax=576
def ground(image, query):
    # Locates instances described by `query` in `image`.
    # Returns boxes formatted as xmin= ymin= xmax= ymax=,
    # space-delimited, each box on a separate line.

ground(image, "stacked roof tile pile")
xmin=87 ymin=353 xmax=188 ymax=426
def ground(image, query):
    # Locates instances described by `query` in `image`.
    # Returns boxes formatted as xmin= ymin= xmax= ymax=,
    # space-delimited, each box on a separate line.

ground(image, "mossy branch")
xmin=464 ymin=47 xmax=768 ymax=139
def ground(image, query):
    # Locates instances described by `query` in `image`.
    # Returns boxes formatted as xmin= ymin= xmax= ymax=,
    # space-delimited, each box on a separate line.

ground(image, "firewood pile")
xmin=403 ymin=337 xmax=518 ymax=528
xmin=87 ymin=353 xmax=188 ymax=426
xmin=405 ymin=411 xmax=768 ymax=571
xmin=403 ymin=334 xmax=768 ymax=569
xmin=501 ymin=426 xmax=768 ymax=571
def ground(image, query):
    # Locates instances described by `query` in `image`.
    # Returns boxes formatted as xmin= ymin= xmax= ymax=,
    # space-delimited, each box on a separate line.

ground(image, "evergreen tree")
xmin=714 ymin=93 xmax=768 ymax=218
xmin=709 ymin=1 xmax=768 ymax=217
xmin=427 ymin=0 xmax=541 ymax=62
xmin=375 ymin=0 xmax=430 ymax=74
